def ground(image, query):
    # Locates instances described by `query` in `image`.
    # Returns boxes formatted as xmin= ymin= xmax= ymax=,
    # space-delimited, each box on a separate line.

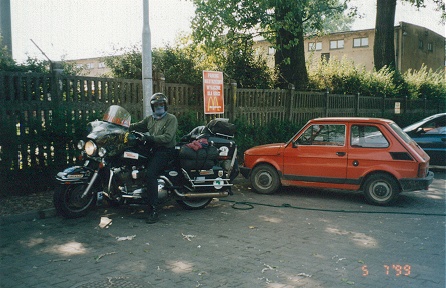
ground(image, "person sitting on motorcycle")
xmin=129 ymin=93 xmax=178 ymax=223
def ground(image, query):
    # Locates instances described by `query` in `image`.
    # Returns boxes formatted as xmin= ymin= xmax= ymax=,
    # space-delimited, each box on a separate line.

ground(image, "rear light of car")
xmin=417 ymin=163 xmax=429 ymax=178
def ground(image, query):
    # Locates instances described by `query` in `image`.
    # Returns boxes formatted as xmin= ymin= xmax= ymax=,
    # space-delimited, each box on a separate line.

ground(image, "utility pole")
xmin=142 ymin=0 xmax=153 ymax=117
xmin=0 ymin=0 xmax=13 ymax=57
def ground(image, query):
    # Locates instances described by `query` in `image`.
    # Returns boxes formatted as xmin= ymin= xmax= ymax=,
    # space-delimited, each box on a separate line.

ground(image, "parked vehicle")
xmin=240 ymin=117 xmax=434 ymax=206
xmin=403 ymin=113 xmax=446 ymax=168
xmin=53 ymin=105 xmax=239 ymax=218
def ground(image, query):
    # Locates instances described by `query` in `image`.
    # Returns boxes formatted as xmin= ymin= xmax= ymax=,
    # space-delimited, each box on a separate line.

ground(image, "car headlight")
xmin=77 ymin=140 xmax=85 ymax=150
xmin=85 ymin=141 xmax=97 ymax=156
xmin=98 ymin=147 xmax=107 ymax=157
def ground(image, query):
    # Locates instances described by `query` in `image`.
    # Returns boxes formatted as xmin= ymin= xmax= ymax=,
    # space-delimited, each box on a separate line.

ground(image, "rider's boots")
xmin=146 ymin=205 xmax=158 ymax=224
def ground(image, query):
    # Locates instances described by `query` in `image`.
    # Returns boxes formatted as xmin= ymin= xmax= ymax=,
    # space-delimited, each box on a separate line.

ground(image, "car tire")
xmin=250 ymin=164 xmax=280 ymax=194
xmin=363 ymin=173 xmax=400 ymax=206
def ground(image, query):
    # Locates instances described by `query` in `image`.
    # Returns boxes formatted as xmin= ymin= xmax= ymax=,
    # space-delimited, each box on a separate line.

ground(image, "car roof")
xmin=309 ymin=117 xmax=394 ymax=124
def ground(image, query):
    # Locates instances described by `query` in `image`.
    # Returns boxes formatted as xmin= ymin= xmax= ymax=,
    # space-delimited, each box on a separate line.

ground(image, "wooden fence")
xmin=0 ymin=71 xmax=444 ymax=193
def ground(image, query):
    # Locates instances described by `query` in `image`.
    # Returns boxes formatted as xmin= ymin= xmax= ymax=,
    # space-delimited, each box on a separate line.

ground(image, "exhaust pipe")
xmin=183 ymin=191 xmax=229 ymax=198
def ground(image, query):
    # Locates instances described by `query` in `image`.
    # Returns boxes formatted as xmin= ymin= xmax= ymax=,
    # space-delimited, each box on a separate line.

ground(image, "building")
xmin=66 ymin=57 xmax=111 ymax=77
xmin=255 ymin=22 xmax=445 ymax=73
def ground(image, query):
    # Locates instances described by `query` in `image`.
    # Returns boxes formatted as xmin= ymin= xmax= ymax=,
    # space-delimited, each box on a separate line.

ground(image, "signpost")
xmin=203 ymin=71 xmax=224 ymax=114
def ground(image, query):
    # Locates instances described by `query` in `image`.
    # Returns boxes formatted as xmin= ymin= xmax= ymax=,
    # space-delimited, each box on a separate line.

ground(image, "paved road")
xmin=1 ymin=171 xmax=445 ymax=288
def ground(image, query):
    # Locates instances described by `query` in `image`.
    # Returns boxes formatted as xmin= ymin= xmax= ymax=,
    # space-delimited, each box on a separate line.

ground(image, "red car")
xmin=240 ymin=117 xmax=434 ymax=206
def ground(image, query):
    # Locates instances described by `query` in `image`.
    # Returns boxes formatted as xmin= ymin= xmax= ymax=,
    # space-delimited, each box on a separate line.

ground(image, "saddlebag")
xmin=179 ymin=145 xmax=219 ymax=171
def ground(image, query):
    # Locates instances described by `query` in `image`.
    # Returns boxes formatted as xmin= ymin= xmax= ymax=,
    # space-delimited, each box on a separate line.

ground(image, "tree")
xmin=374 ymin=0 xmax=445 ymax=71
xmin=191 ymin=0 xmax=353 ymax=89
xmin=222 ymin=37 xmax=275 ymax=88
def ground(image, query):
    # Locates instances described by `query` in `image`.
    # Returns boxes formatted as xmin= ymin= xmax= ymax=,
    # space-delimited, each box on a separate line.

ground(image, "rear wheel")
xmin=363 ymin=173 xmax=400 ymax=206
xmin=250 ymin=164 xmax=280 ymax=194
xmin=53 ymin=184 xmax=96 ymax=218
xmin=177 ymin=198 xmax=213 ymax=210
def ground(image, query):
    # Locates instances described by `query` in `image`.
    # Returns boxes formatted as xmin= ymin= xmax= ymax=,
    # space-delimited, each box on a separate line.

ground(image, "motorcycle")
xmin=53 ymin=105 xmax=239 ymax=218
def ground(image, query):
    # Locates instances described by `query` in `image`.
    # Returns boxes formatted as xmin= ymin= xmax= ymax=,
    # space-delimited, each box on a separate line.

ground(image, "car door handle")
xmin=336 ymin=152 xmax=346 ymax=156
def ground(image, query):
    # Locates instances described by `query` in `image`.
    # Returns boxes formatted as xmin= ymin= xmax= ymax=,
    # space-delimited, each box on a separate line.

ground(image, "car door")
xmin=282 ymin=123 xmax=348 ymax=187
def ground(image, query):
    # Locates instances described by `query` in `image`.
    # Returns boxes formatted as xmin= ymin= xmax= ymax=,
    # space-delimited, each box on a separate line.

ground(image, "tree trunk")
xmin=275 ymin=27 xmax=308 ymax=90
xmin=374 ymin=0 xmax=397 ymax=71
xmin=274 ymin=5 xmax=308 ymax=90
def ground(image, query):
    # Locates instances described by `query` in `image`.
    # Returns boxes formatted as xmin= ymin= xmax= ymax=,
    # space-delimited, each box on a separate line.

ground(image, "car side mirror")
xmin=292 ymin=141 xmax=298 ymax=148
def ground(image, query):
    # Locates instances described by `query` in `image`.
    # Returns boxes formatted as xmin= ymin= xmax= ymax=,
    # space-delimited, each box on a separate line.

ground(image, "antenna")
xmin=30 ymin=39 xmax=52 ymax=63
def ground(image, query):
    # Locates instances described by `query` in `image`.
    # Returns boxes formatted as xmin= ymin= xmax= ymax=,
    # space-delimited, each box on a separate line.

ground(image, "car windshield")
xmin=390 ymin=123 xmax=412 ymax=143
xmin=102 ymin=105 xmax=131 ymax=128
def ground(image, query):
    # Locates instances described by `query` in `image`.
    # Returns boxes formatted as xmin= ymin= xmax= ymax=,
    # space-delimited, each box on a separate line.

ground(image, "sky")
xmin=9 ymin=0 xmax=446 ymax=64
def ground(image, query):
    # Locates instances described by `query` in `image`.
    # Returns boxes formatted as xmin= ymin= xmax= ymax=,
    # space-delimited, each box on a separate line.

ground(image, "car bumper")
xmin=240 ymin=167 xmax=251 ymax=179
xmin=400 ymin=171 xmax=434 ymax=192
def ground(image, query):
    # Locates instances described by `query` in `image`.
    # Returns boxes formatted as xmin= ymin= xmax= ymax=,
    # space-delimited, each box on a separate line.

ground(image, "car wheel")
xmin=363 ymin=173 xmax=400 ymax=206
xmin=250 ymin=164 xmax=280 ymax=194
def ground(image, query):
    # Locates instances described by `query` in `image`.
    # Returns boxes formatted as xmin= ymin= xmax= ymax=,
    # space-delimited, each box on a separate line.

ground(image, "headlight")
xmin=98 ymin=147 xmax=107 ymax=157
xmin=77 ymin=140 xmax=85 ymax=150
xmin=85 ymin=141 xmax=97 ymax=156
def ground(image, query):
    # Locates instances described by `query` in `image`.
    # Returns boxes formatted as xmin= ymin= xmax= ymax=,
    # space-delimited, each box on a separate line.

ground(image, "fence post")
xmin=404 ymin=95 xmax=408 ymax=115
xmin=230 ymin=79 xmax=237 ymax=122
xmin=287 ymin=84 xmax=295 ymax=122
xmin=381 ymin=93 xmax=385 ymax=117
xmin=423 ymin=97 xmax=427 ymax=117
xmin=325 ymin=87 xmax=329 ymax=117
xmin=356 ymin=92 xmax=360 ymax=116
xmin=51 ymin=62 xmax=65 ymax=169
xmin=153 ymin=71 xmax=165 ymax=93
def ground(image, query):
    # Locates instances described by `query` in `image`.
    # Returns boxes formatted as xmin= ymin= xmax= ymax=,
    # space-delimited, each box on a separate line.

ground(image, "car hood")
xmin=244 ymin=143 xmax=285 ymax=156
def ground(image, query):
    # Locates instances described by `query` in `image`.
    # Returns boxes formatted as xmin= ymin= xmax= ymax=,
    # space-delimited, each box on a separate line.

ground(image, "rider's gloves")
xmin=142 ymin=133 xmax=155 ymax=144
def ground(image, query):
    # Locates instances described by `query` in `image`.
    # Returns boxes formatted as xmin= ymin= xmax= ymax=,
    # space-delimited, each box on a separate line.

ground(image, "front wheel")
xmin=362 ymin=173 xmax=400 ymax=206
xmin=177 ymin=198 xmax=213 ymax=210
xmin=53 ymin=184 xmax=96 ymax=218
xmin=250 ymin=164 xmax=280 ymax=194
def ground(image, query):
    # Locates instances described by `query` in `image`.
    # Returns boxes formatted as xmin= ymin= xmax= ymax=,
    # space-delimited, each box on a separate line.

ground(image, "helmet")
xmin=150 ymin=93 xmax=168 ymax=112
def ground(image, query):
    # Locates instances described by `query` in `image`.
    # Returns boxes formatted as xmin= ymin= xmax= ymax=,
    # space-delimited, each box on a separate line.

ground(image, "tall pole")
xmin=142 ymin=0 xmax=153 ymax=117
xmin=0 ymin=0 xmax=13 ymax=57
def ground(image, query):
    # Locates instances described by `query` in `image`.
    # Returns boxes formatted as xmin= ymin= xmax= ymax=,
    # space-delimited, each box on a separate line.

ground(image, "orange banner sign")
xmin=203 ymin=71 xmax=224 ymax=114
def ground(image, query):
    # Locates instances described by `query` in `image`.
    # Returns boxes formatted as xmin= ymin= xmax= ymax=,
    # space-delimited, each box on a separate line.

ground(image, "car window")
xmin=350 ymin=125 xmax=389 ymax=148
xmin=297 ymin=124 xmax=345 ymax=146
xmin=390 ymin=123 xmax=413 ymax=143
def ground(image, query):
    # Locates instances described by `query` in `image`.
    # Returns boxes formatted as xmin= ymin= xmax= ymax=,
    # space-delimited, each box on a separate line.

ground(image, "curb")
xmin=0 ymin=208 xmax=57 ymax=226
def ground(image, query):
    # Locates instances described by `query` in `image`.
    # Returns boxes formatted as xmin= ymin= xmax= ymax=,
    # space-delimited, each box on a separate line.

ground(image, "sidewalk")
xmin=0 ymin=173 xmax=444 ymax=288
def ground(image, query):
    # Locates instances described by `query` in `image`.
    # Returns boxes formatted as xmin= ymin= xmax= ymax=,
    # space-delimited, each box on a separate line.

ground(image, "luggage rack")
xmin=181 ymin=168 xmax=233 ymax=190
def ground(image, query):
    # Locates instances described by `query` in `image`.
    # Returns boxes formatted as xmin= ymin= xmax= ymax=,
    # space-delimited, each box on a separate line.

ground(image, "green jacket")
xmin=129 ymin=113 xmax=178 ymax=148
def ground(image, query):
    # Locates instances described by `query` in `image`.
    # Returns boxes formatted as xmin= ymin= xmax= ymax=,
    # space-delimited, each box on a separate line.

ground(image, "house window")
xmin=330 ymin=39 xmax=344 ymax=49
xmin=321 ymin=53 xmax=330 ymax=62
xmin=418 ymin=40 xmax=424 ymax=49
xmin=308 ymin=42 xmax=322 ymax=51
xmin=427 ymin=43 xmax=433 ymax=52
xmin=98 ymin=62 xmax=106 ymax=69
xmin=86 ymin=63 xmax=95 ymax=69
xmin=353 ymin=37 xmax=369 ymax=48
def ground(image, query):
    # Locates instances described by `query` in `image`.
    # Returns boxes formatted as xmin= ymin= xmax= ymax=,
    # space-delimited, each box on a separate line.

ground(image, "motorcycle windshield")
xmin=102 ymin=105 xmax=131 ymax=128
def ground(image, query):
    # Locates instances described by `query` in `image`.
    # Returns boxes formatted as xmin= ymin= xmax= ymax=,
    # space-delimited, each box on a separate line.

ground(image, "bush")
xmin=404 ymin=65 xmax=446 ymax=100
xmin=308 ymin=58 xmax=445 ymax=99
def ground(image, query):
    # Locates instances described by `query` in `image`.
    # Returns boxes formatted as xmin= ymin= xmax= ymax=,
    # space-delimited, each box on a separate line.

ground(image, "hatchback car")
xmin=403 ymin=113 xmax=446 ymax=168
xmin=240 ymin=117 xmax=434 ymax=206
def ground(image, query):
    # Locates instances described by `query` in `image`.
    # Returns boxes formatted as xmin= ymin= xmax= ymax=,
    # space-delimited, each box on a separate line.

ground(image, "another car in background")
xmin=240 ymin=117 xmax=434 ymax=206
xmin=403 ymin=113 xmax=446 ymax=168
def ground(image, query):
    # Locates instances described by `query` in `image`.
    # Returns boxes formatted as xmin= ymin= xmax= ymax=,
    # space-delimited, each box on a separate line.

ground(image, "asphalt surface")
xmin=0 ymin=171 xmax=445 ymax=288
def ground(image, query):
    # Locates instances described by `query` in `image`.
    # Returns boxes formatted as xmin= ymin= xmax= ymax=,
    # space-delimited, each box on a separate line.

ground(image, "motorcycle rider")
xmin=129 ymin=93 xmax=178 ymax=223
